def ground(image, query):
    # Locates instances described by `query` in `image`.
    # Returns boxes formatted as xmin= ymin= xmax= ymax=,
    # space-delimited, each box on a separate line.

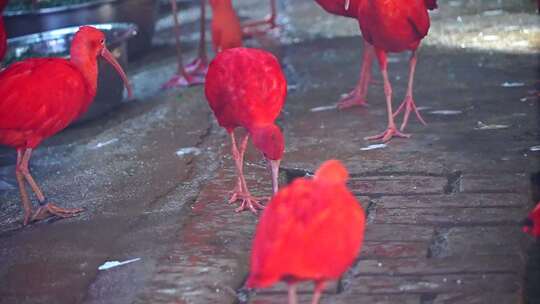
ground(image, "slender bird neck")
xmin=69 ymin=41 xmax=98 ymax=98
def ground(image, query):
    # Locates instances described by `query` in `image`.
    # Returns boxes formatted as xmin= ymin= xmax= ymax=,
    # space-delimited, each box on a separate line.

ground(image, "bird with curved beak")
xmin=0 ymin=26 xmax=133 ymax=225
xmin=205 ymin=47 xmax=286 ymax=213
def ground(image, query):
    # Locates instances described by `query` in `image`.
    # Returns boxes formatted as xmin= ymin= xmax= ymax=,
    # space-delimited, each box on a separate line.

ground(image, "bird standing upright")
xmin=162 ymin=0 xmax=209 ymax=89
xmin=247 ymin=160 xmax=366 ymax=304
xmin=313 ymin=0 xmax=376 ymax=109
xmin=523 ymin=202 xmax=540 ymax=238
xmin=208 ymin=0 xmax=242 ymax=52
xmin=205 ymin=47 xmax=286 ymax=213
xmin=0 ymin=0 xmax=7 ymax=63
xmin=358 ymin=0 xmax=437 ymax=141
xmin=0 ymin=26 xmax=133 ymax=225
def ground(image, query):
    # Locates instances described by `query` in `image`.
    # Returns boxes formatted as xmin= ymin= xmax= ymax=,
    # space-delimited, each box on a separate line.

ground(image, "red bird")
xmin=205 ymin=47 xmax=286 ymax=213
xmin=0 ymin=26 xmax=133 ymax=225
xmin=523 ymin=202 xmax=540 ymax=238
xmin=359 ymin=0 xmax=437 ymax=141
xmin=247 ymin=160 xmax=366 ymax=304
xmin=313 ymin=0 xmax=375 ymax=109
xmin=0 ymin=0 xmax=7 ymax=63
xmin=209 ymin=0 xmax=242 ymax=53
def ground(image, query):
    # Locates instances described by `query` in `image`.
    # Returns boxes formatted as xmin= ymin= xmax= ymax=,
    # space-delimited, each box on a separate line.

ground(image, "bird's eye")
xmin=100 ymin=39 xmax=105 ymax=45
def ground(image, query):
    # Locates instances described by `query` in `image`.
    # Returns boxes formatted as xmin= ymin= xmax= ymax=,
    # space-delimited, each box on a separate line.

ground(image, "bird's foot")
xmin=364 ymin=125 xmax=410 ymax=142
xmin=161 ymin=73 xmax=205 ymax=90
xmin=393 ymin=96 xmax=427 ymax=131
xmin=235 ymin=195 xmax=265 ymax=214
xmin=337 ymin=91 xmax=369 ymax=110
xmin=185 ymin=58 xmax=209 ymax=76
xmin=29 ymin=202 xmax=83 ymax=225
xmin=242 ymin=17 xmax=280 ymax=38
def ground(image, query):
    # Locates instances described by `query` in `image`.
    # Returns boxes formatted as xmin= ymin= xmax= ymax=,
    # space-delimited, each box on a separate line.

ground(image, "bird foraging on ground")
xmin=205 ymin=47 xmax=286 ymax=213
xmin=523 ymin=202 xmax=540 ymax=238
xmin=313 ymin=0 xmax=376 ymax=109
xmin=0 ymin=26 xmax=133 ymax=225
xmin=247 ymin=160 xmax=366 ymax=304
xmin=358 ymin=0 xmax=437 ymax=141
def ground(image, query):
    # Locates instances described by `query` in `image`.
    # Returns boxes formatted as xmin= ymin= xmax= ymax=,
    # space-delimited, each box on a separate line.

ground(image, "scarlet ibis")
xmin=247 ymin=160 xmax=366 ymax=304
xmin=241 ymin=0 xmax=278 ymax=36
xmin=205 ymin=47 xmax=286 ymax=213
xmin=523 ymin=202 xmax=540 ymax=238
xmin=209 ymin=0 xmax=242 ymax=52
xmin=0 ymin=0 xmax=7 ymax=63
xmin=359 ymin=0 xmax=437 ymax=141
xmin=0 ymin=26 xmax=133 ymax=225
xmin=313 ymin=0 xmax=375 ymax=109
xmin=162 ymin=0 xmax=209 ymax=89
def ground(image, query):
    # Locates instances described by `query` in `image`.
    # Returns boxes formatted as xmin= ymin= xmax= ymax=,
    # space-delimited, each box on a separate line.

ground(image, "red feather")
xmin=314 ymin=0 xmax=360 ymax=18
xmin=524 ymin=202 xmax=540 ymax=238
xmin=247 ymin=160 xmax=365 ymax=289
xmin=209 ymin=0 xmax=242 ymax=52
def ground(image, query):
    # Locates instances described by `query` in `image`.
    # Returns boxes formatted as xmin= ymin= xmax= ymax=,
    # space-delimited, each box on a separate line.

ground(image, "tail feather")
xmin=424 ymin=0 xmax=438 ymax=10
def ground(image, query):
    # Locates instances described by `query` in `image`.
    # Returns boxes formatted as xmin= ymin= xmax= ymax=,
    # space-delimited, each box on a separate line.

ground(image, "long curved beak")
xmin=344 ymin=0 xmax=350 ymax=10
xmin=101 ymin=47 xmax=134 ymax=99
xmin=267 ymin=159 xmax=281 ymax=195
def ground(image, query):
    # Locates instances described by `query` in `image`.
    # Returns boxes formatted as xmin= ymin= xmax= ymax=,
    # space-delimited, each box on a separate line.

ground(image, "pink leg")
xmin=392 ymin=51 xmax=427 ymax=131
xmin=229 ymin=132 xmax=264 ymax=213
xmin=365 ymin=50 xmax=410 ymax=142
xmin=185 ymin=0 xmax=209 ymax=76
xmin=288 ymin=284 xmax=298 ymax=304
xmin=241 ymin=0 xmax=278 ymax=36
xmin=310 ymin=281 xmax=326 ymax=304
xmin=15 ymin=150 xmax=32 ymax=225
xmin=338 ymin=40 xmax=374 ymax=109
xmin=17 ymin=149 xmax=83 ymax=224
xmin=162 ymin=0 xmax=205 ymax=89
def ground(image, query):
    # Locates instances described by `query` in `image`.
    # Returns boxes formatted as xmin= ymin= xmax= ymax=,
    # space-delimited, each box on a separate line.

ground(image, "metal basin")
xmin=3 ymin=23 xmax=137 ymax=124
xmin=4 ymin=0 xmax=157 ymax=58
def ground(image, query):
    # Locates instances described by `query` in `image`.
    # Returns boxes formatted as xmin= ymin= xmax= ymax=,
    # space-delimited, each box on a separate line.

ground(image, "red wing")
xmin=406 ymin=0 xmax=431 ymax=39
xmin=0 ymin=59 xmax=86 ymax=133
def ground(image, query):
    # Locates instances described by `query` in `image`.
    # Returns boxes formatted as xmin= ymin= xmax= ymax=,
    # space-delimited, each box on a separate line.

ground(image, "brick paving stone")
xmin=375 ymin=193 xmax=526 ymax=208
xmin=364 ymin=224 xmax=435 ymax=242
xmin=352 ymin=256 xmax=523 ymax=276
xmin=361 ymin=241 xmax=430 ymax=259
xmin=348 ymin=273 xmax=520 ymax=294
xmin=348 ymin=176 xmax=448 ymax=196
xmin=249 ymin=293 xmax=422 ymax=304
xmin=371 ymin=195 xmax=526 ymax=225
xmin=460 ymin=173 xmax=529 ymax=193
xmin=431 ymin=292 xmax=521 ymax=304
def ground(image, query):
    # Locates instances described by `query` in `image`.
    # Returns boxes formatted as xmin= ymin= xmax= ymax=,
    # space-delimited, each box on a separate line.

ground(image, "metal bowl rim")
xmin=3 ymin=0 xmax=123 ymax=17
xmin=6 ymin=23 xmax=138 ymax=50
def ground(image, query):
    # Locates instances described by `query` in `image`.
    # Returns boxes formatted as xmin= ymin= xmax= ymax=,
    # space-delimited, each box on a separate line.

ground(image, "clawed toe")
xmin=30 ymin=203 xmax=83 ymax=223
xmin=365 ymin=126 xmax=410 ymax=142
xmin=235 ymin=198 xmax=265 ymax=214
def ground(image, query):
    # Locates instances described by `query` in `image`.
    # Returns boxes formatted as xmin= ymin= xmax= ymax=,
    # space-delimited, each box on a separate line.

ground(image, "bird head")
xmin=71 ymin=26 xmax=133 ymax=99
xmin=250 ymin=124 xmax=284 ymax=194
xmin=314 ymin=160 xmax=349 ymax=184
xmin=523 ymin=202 xmax=540 ymax=238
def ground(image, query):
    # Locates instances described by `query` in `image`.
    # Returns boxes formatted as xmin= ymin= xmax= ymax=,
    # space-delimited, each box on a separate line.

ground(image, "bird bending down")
xmin=358 ymin=0 xmax=437 ymax=141
xmin=523 ymin=202 xmax=540 ymax=238
xmin=313 ymin=0 xmax=375 ymax=109
xmin=205 ymin=47 xmax=286 ymax=213
xmin=247 ymin=160 xmax=366 ymax=304
xmin=0 ymin=26 xmax=133 ymax=225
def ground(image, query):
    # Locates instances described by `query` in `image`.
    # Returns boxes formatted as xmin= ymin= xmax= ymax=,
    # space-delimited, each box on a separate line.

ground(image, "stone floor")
xmin=0 ymin=0 xmax=539 ymax=303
